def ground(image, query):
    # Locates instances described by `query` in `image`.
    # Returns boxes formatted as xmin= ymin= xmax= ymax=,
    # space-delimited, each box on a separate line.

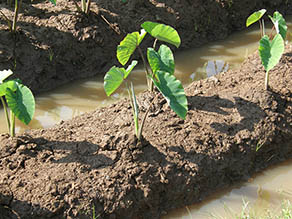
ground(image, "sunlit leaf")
xmin=259 ymin=34 xmax=284 ymax=73
xmin=104 ymin=67 xmax=125 ymax=96
xmin=125 ymin=60 xmax=138 ymax=78
xmin=0 ymin=69 xmax=13 ymax=83
xmin=141 ymin=21 xmax=181 ymax=48
xmin=147 ymin=44 xmax=175 ymax=75
xmin=117 ymin=30 xmax=146 ymax=65
xmin=6 ymin=84 xmax=35 ymax=125
xmin=49 ymin=0 xmax=56 ymax=5
xmin=269 ymin=11 xmax=287 ymax=40
xmin=104 ymin=61 xmax=137 ymax=96
xmin=246 ymin=9 xmax=266 ymax=27
xmin=0 ymin=80 xmax=18 ymax=96
xmin=151 ymin=71 xmax=187 ymax=119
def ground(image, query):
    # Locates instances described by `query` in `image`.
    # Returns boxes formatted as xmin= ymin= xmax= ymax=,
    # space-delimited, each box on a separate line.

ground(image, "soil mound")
xmin=1 ymin=44 xmax=292 ymax=218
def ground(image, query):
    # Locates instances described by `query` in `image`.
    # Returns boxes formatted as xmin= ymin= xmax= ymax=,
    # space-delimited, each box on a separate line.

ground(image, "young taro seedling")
xmin=104 ymin=22 xmax=188 ymax=142
xmin=0 ymin=69 xmax=35 ymax=137
xmin=246 ymin=10 xmax=287 ymax=90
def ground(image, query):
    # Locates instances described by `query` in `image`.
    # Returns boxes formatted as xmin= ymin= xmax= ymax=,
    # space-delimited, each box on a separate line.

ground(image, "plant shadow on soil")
xmin=187 ymin=94 xmax=267 ymax=135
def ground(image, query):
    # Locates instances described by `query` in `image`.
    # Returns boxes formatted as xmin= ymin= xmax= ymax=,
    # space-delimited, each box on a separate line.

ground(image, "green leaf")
xmin=104 ymin=67 xmax=125 ymax=96
xmin=104 ymin=61 xmax=137 ymax=96
xmin=151 ymin=71 xmax=187 ymax=119
xmin=147 ymin=44 xmax=175 ymax=75
xmin=0 ymin=69 xmax=13 ymax=83
xmin=6 ymin=84 xmax=35 ymax=125
xmin=0 ymin=80 xmax=18 ymax=96
xmin=141 ymin=21 xmax=181 ymax=48
xmin=117 ymin=30 xmax=146 ymax=65
xmin=259 ymin=34 xmax=284 ymax=73
xmin=49 ymin=0 xmax=56 ymax=5
xmin=269 ymin=11 xmax=287 ymax=40
xmin=125 ymin=60 xmax=138 ymax=78
xmin=246 ymin=9 xmax=266 ymax=27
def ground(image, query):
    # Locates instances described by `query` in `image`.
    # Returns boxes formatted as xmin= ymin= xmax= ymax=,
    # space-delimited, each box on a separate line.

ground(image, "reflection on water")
xmin=190 ymin=60 xmax=229 ymax=81
xmin=164 ymin=158 xmax=292 ymax=219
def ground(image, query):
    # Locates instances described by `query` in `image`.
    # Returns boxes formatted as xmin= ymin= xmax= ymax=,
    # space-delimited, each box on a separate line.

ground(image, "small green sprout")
xmin=259 ymin=34 xmax=284 ymax=90
xmin=247 ymin=10 xmax=287 ymax=90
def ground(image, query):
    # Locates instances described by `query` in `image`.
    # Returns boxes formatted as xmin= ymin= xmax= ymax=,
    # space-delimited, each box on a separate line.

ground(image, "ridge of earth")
xmin=0 ymin=41 xmax=292 ymax=218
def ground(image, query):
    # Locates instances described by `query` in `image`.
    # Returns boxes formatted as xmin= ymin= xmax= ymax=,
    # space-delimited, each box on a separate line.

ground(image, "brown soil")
xmin=1 ymin=1 xmax=292 ymax=218
xmin=1 ymin=41 xmax=292 ymax=218
xmin=0 ymin=0 xmax=291 ymax=94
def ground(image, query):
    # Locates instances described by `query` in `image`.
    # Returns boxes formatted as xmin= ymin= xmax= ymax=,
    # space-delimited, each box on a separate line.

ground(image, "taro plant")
xmin=0 ymin=69 xmax=35 ymax=137
xmin=104 ymin=21 xmax=187 ymax=142
xmin=246 ymin=10 xmax=287 ymax=40
xmin=246 ymin=10 xmax=287 ymax=90
xmin=259 ymin=33 xmax=284 ymax=90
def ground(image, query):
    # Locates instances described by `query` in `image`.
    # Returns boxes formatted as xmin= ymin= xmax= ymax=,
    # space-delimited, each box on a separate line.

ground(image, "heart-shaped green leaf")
xmin=0 ymin=69 xmax=13 ymax=83
xmin=269 ymin=11 xmax=287 ymax=40
xmin=246 ymin=9 xmax=266 ymax=27
xmin=147 ymin=44 xmax=175 ymax=75
xmin=6 ymin=84 xmax=35 ymax=125
xmin=117 ymin=30 xmax=146 ymax=66
xmin=151 ymin=71 xmax=187 ymax=119
xmin=141 ymin=21 xmax=181 ymax=48
xmin=259 ymin=34 xmax=284 ymax=73
xmin=104 ymin=60 xmax=138 ymax=96
xmin=0 ymin=80 xmax=18 ymax=96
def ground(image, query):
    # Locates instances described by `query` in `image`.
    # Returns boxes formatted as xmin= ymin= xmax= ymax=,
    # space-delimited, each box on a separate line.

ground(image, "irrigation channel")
xmin=1 ymin=16 xmax=292 ymax=218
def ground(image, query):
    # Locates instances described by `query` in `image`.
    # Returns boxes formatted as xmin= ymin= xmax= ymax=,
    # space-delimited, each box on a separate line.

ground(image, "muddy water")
xmin=0 ymin=16 xmax=292 ymax=218
xmin=164 ymin=159 xmax=292 ymax=219
xmin=0 ymin=23 xmax=284 ymax=133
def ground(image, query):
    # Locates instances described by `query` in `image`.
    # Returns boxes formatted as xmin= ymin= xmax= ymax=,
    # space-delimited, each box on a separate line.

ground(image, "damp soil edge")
xmin=1 ymin=44 xmax=292 ymax=218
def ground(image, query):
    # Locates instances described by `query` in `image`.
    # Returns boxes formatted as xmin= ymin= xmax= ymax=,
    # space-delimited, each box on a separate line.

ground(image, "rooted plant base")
xmin=0 ymin=0 xmax=291 ymax=94
xmin=1 ymin=44 xmax=292 ymax=218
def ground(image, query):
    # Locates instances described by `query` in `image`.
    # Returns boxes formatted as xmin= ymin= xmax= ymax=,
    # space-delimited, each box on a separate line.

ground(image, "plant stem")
xmin=81 ymin=0 xmax=86 ymax=13
xmin=137 ymin=93 xmax=159 ymax=141
xmin=265 ymin=70 xmax=269 ymax=90
xmin=153 ymin=38 xmax=158 ymax=50
xmin=72 ymin=0 xmax=82 ymax=12
xmin=12 ymin=0 xmax=21 ymax=33
xmin=127 ymin=83 xmax=139 ymax=138
xmin=85 ymin=0 xmax=91 ymax=14
xmin=0 ymin=96 xmax=11 ymax=132
xmin=262 ymin=19 xmax=265 ymax=36
xmin=259 ymin=20 xmax=263 ymax=37
xmin=10 ymin=110 xmax=15 ymax=137
xmin=138 ymin=46 xmax=152 ymax=91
